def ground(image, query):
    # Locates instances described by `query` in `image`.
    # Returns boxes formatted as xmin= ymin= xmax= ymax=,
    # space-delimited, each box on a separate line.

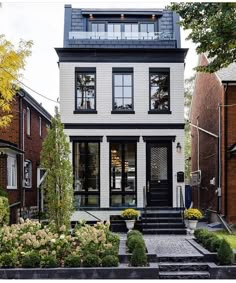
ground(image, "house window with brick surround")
xmin=75 ymin=68 xmax=96 ymax=113
xmin=7 ymin=155 xmax=17 ymax=189
xmin=149 ymin=68 xmax=171 ymax=114
xmin=112 ymin=68 xmax=134 ymax=114
xmin=110 ymin=142 xmax=136 ymax=207
xmin=74 ymin=142 xmax=100 ymax=207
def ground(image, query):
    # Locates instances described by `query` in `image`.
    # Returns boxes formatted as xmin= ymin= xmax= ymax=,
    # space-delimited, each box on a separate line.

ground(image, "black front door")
xmin=146 ymin=142 xmax=172 ymax=207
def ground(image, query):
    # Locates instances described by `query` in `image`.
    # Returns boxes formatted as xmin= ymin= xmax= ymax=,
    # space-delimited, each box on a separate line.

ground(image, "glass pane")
xmin=114 ymin=24 xmax=121 ymax=32
xmin=84 ymin=98 xmax=95 ymax=110
xmin=147 ymin=24 xmax=154 ymax=32
xmin=123 ymin=87 xmax=132 ymax=98
xmin=111 ymin=144 xmax=122 ymax=191
xmin=124 ymin=24 xmax=131 ymax=32
xmin=111 ymin=195 xmax=122 ymax=207
xmin=151 ymin=146 xmax=167 ymax=180
xmin=114 ymin=98 xmax=123 ymax=110
xmin=132 ymin=24 xmax=138 ymax=33
xmin=123 ymin=75 xmax=132 ymax=86
xmin=140 ymin=24 xmax=146 ymax=32
xmin=74 ymin=143 xmax=86 ymax=191
xmin=98 ymin=23 xmax=105 ymax=32
xmin=114 ymin=75 xmax=123 ymax=86
xmin=87 ymin=143 xmax=99 ymax=190
xmin=123 ymin=98 xmax=132 ymax=109
xmin=114 ymin=86 xmax=123 ymax=97
xmin=124 ymin=143 xmax=136 ymax=191
xmin=87 ymin=195 xmax=99 ymax=206
xmin=124 ymin=195 xmax=136 ymax=206
xmin=91 ymin=23 xmax=97 ymax=32
xmin=150 ymin=73 xmax=169 ymax=110
xmin=108 ymin=24 xmax=113 ymax=33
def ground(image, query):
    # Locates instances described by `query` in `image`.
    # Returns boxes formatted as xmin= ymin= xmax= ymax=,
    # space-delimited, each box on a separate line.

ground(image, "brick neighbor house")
xmin=0 ymin=88 xmax=51 ymax=223
xmin=55 ymin=5 xmax=188 ymax=234
xmin=190 ymin=54 xmax=236 ymax=223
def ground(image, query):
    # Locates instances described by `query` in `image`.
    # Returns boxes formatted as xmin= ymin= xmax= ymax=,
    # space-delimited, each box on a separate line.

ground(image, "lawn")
xmin=213 ymin=230 xmax=236 ymax=249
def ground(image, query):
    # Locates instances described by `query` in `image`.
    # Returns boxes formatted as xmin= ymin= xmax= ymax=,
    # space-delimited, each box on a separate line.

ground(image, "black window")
xmin=110 ymin=142 xmax=137 ymax=207
xmin=75 ymin=69 xmax=96 ymax=112
xmin=74 ymin=142 xmax=100 ymax=207
xmin=149 ymin=69 xmax=170 ymax=113
xmin=112 ymin=69 xmax=134 ymax=113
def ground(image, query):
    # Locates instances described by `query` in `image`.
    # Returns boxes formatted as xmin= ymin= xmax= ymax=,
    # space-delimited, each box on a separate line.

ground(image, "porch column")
xmin=137 ymin=139 xmax=146 ymax=208
xmin=100 ymin=140 xmax=109 ymax=208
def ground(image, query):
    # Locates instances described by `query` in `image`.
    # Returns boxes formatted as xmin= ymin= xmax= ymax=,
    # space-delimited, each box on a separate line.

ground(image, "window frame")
xmin=109 ymin=140 xmax=137 ymax=208
xmin=74 ymin=68 xmax=97 ymax=114
xmin=7 ymin=154 xmax=17 ymax=190
xmin=26 ymin=107 xmax=31 ymax=135
xmin=112 ymin=68 xmax=134 ymax=114
xmin=148 ymin=68 xmax=171 ymax=114
xmin=73 ymin=140 xmax=101 ymax=208
xmin=24 ymin=160 xmax=32 ymax=188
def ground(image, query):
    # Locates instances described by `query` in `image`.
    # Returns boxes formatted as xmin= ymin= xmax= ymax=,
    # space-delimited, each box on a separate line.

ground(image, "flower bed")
xmin=0 ymin=219 xmax=120 ymax=268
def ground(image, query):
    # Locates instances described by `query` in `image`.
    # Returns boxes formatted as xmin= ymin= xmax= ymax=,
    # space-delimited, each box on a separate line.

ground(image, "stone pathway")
xmin=143 ymin=235 xmax=202 ymax=256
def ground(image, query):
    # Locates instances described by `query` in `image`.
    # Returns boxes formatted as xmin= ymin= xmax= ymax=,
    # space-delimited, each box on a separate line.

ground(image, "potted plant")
xmin=121 ymin=208 xmax=140 ymax=232
xmin=184 ymin=208 xmax=203 ymax=230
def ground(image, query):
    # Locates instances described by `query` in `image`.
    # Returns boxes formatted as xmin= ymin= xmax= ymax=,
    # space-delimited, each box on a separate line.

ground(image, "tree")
xmin=184 ymin=76 xmax=195 ymax=179
xmin=171 ymin=3 xmax=236 ymax=73
xmin=40 ymin=108 xmax=74 ymax=231
xmin=0 ymin=35 xmax=32 ymax=127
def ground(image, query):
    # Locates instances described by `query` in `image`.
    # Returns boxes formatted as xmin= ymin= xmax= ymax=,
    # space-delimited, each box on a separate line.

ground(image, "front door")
xmin=146 ymin=142 xmax=172 ymax=207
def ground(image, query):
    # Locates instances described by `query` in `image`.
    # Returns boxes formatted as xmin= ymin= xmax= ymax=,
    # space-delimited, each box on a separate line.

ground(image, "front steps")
xmin=141 ymin=208 xmax=186 ymax=235
xmin=158 ymin=256 xmax=210 ymax=279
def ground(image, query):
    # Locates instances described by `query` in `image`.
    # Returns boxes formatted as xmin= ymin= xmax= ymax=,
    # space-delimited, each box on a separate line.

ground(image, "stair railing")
xmin=77 ymin=196 xmax=102 ymax=222
xmin=179 ymin=186 xmax=185 ymax=222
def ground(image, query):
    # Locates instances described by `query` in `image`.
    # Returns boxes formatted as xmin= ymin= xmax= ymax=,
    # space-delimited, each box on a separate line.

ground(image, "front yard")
xmin=213 ymin=230 xmax=236 ymax=249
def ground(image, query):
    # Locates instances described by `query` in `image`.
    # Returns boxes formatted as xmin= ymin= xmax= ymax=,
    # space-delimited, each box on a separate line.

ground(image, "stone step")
xmin=141 ymin=217 xmax=183 ymax=223
xmin=142 ymin=223 xmax=185 ymax=229
xmin=157 ymin=255 xmax=204 ymax=263
xmin=142 ymin=228 xmax=186 ymax=235
xmin=142 ymin=212 xmax=182 ymax=218
xmin=158 ymin=262 xmax=209 ymax=272
xmin=159 ymin=271 xmax=210 ymax=279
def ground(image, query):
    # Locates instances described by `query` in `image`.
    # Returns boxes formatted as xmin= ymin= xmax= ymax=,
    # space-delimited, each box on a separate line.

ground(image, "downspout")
xmin=218 ymin=102 xmax=221 ymax=213
xmin=197 ymin=118 xmax=200 ymax=208
xmin=22 ymin=109 xmax=26 ymax=208
xmin=224 ymin=83 xmax=228 ymax=217
xmin=19 ymin=95 xmax=23 ymax=217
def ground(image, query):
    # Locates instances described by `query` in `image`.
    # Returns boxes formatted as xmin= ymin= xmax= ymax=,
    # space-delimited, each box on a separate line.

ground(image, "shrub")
xmin=194 ymin=228 xmax=207 ymax=240
xmin=127 ymin=230 xmax=142 ymax=239
xmin=40 ymin=255 xmax=58 ymax=268
xmin=204 ymin=235 xmax=218 ymax=250
xmin=64 ymin=254 xmax=81 ymax=267
xmin=0 ymin=251 xmax=18 ymax=267
xmin=217 ymin=239 xmax=234 ymax=265
xmin=101 ymin=255 xmax=119 ymax=267
xmin=21 ymin=252 xmax=41 ymax=268
xmin=195 ymin=229 xmax=210 ymax=243
xmin=83 ymin=254 xmax=101 ymax=267
xmin=127 ymin=235 xmax=145 ymax=253
xmin=210 ymin=238 xmax=222 ymax=252
xmin=0 ymin=196 xmax=9 ymax=226
xmin=130 ymin=242 xmax=147 ymax=267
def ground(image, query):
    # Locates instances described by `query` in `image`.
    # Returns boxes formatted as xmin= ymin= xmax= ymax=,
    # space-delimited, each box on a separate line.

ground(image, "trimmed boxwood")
xmin=40 ymin=255 xmax=58 ymax=268
xmin=101 ymin=255 xmax=119 ymax=267
xmin=127 ymin=230 xmax=143 ymax=239
xmin=83 ymin=254 xmax=101 ymax=267
xmin=0 ymin=252 xmax=17 ymax=268
xmin=217 ymin=239 xmax=234 ymax=265
xmin=130 ymin=241 xmax=148 ymax=267
xmin=127 ymin=235 xmax=145 ymax=253
xmin=64 ymin=254 xmax=81 ymax=267
xmin=210 ymin=237 xmax=223 ymax=252
xmin=21 ymin=252 xmax=40 ymax=268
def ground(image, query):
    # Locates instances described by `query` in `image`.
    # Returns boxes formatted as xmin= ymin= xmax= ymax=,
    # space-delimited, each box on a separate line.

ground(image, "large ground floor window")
xmin=110 ymin=142 xmax=137 ymax=207
xmin=74 ymin=142 xmax=100 ymax=207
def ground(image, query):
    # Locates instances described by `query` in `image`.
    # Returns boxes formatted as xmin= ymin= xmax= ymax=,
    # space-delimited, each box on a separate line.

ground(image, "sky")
xmin=0 ymin=0 xmax=198 ymax=115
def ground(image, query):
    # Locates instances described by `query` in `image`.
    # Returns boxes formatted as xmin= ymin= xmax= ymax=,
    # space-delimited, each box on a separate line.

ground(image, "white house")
xmin=56 ymin=5 xmax=187 ymax=232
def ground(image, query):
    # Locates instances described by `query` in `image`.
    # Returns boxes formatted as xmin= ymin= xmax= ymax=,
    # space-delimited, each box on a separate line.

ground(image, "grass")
xmin=213 ymin=230 xmax=236 ymax=249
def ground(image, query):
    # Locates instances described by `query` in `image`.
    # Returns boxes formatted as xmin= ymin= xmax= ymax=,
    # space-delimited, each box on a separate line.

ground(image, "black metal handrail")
xmin=78 ymin=206 xmax=102 ymax=222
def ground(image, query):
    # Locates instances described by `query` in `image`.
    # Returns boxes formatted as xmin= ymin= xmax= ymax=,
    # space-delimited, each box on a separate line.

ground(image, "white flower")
xmin=51 ymin=239 xmax=56 ymax=243
xmin=60 ymin=234 xmax=65 ymax=240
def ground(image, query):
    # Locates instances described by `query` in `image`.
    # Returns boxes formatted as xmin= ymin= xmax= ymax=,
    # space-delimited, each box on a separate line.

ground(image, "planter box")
xmin=187 ymin=239 xmax=218 ymax=262
xmin=208 ymin=263 xmax=236 ymax=279
xmin=0 ymin=265 xmax=158 ymax=279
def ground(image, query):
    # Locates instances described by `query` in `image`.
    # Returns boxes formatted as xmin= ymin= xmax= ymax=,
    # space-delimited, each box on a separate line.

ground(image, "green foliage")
xmin=40 ymin=255 xmax=58 ymax=268
xmin=171 ymin=3 xmax=236 ymax=73
xmin=204 ymin=235 xmax=218 ymax=250
xmin=0 ymin=196 xmax=9 ymax=225
xmin=40 ymin=107 xmax=74 ymax=232
xmin=217 ymin=239 xmax=234 ymax=265
xmin=127 ymin=230 xmax=143 ymax=239
xmin=83 ymin=254 xmax=101 ymax=267
xmin=64 ymin=254 xmax=81 ymax=267
xmin=0 ymin=250 xmax=18 ymax=267
xmin=127 ymin=235 xmax=145 ymax=253
xmin=101 ymin=255 xmax=119 ymax=267
xmin=0 ymin=188 xmax=7 ymax=197
xmin=210 ymin=238 xmax=222 ymax=252
xmin=194 ymin=228 xmax=209 ymax=243
xmin=130 ymin=242 xmax=148 ymax=267
xmin=21 ymin=252 xmax=41 ymax=268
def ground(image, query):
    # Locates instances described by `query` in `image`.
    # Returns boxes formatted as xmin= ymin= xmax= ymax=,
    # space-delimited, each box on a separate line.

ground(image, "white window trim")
xmin=7 ymin=154 xmax=17 ymax=189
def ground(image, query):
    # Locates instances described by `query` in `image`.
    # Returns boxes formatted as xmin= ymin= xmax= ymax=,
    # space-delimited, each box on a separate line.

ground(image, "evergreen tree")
xmin=40 ymin=107 xmax=74 ymax=231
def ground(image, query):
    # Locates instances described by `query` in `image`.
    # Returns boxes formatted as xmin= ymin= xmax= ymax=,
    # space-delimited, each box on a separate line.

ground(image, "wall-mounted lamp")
xmin=121 ymin=14 xmax=124 ymax=19
xmin=152 ymin=14 xmax=156 ymax=20
xmin=89 ymin=14 xmax=93 ymax=19
xmin=176 ymin=142 xmax=182 ymax=153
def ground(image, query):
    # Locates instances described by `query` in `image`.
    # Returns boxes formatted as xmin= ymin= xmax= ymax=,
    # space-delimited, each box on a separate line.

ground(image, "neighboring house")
xmin=0 ymin=88 xmax=51 ymax=223
xmin=190 ymin=54 xmax=236 ymax=223
xmin=56 ymin=5 xmax=187 ymax=226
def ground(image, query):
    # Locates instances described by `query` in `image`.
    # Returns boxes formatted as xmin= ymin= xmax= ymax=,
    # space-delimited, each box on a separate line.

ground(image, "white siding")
xmin=60 ymin=62 xmax=184 ymax=124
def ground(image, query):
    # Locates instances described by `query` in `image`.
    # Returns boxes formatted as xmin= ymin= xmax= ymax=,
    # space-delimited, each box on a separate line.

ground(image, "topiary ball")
xmin=21 ymin=252 xmax=41 ymax=268
xmin=130 ymin=242 xmax=147 ymax=267
xmin=101 ymin=255 xmax=119 ymax=267
xmin=127 ymin=235 xmax=145 ymax=253
xmin=64 ymin=254 xmax=81 ymax=267
xmin=217 ymin=239 xmax=234 ymax=265
xmin=83 ymin=254 xmax=101 ymax=267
